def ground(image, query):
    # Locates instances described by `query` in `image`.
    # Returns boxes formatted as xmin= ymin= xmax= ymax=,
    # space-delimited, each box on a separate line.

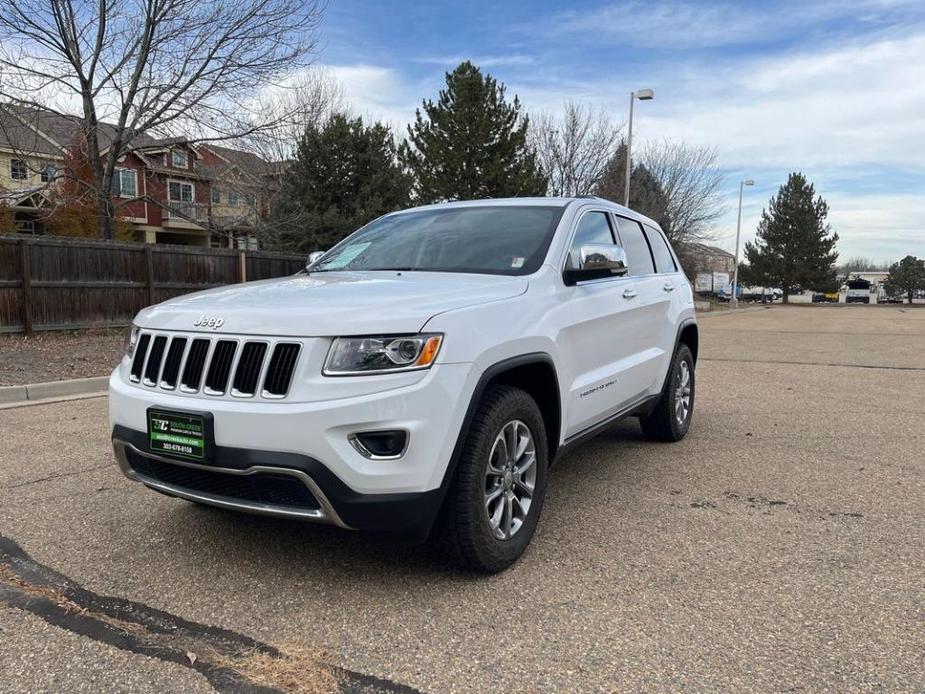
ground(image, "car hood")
xmin=135 ymin=271 xmax=528 ymax=336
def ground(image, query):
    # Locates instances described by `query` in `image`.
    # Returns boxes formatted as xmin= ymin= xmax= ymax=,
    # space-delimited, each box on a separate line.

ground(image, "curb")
xmin=696 ymin=306 xmax=774 ymax=319
xmin=0 ymin=376 xmax=109 ymax=407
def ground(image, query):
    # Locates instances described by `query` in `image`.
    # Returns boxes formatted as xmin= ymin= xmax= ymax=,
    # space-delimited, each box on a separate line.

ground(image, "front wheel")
xmin=639 ymin=344 xmax=695 ymax=442
xmin=431 ymin=384 xmax=548 ymax=573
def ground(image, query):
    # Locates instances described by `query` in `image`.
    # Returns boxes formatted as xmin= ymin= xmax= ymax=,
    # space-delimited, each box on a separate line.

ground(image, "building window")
xmin=227 ymin=190 xmax=239 ymax=206
xmin=168 ymin=180 xmax=194 ymax=202
xmin=112 ymin=169 xmax=137 ymax=197
xmin=40 ymin=163 xmax=56 ymax=183
xmin=244 ymin=193 xmax=255 ymax=207
xmin=211 ymin=187 xmax=220 ymax=204
xmin=10 ymin=159 xmax=28 ymax=180
xmin=171 ymin=150 xmax=188 ymax=168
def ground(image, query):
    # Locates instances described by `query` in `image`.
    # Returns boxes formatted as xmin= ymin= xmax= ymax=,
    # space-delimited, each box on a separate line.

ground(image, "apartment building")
xmin=0 ymin=104 xmax=277 ymax=247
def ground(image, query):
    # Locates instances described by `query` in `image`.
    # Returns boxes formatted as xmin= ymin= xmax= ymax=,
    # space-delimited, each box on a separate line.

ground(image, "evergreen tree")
xmin=401 ymin=61 xmax=547 ymax=202
xmin=742 ymin=172 xmax=838 ymax=302
xmin=267 ymin=113 xmax=410 ymax=252
xmin=594 ymin=141 xmax=672 ymax=236
xmin=885 ymin=255 xmax=925 ymax=304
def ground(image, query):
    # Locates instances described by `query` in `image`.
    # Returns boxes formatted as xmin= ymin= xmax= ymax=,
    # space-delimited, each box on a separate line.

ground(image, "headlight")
xmin=124 ymin=325 xmax=139 ymax=358
xmin=323 ymin=334 xmax=443 ymax=375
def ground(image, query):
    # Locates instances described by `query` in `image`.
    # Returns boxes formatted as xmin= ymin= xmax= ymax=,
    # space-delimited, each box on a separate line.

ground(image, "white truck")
xmin=110 ymin=197 xmax=698 ymax=572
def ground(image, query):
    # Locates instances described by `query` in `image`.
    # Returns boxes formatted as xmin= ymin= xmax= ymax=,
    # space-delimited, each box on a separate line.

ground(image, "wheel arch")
xmin=677 ymin=318 xmax=699 ymax=364
xmin=440 ymin=353 xmax=562 ymax=491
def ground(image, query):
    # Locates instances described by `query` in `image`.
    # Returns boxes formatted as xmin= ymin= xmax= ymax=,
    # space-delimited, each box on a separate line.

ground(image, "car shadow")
xmin=139 ymin=417 xmax=652 ymax=583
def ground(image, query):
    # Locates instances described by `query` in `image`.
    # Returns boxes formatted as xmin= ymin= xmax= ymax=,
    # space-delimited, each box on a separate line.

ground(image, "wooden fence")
xmin=0 ymin=235 xmax=306 ymax=334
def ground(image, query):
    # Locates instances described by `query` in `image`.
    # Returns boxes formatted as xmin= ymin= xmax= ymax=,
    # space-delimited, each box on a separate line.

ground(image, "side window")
xmin=643 ymin=224 xmax=677 ymax=273
xmin=568 ymin=211 xmax=615 ymax=268
xmin=615 ymin=217 xmax=655 ymax=275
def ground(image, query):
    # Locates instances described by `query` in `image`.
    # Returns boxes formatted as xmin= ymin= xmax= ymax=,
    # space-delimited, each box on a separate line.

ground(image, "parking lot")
xmin=1 ymin=305 xmax=923 ymax=693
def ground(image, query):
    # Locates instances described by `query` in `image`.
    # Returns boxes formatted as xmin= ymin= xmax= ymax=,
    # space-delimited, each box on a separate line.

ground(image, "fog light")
xmin=349 ymin=430 xmax=408 ymax=459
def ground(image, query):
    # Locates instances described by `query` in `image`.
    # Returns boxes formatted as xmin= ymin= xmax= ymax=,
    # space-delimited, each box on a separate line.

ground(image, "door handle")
xmin=622 ymin=288 xmax=638 ymax=299
xmin=663 ymin=283 xmax=675 ymax=292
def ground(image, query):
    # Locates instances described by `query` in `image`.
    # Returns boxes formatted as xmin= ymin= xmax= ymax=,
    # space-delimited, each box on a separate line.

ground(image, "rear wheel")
xmin=640 ymin=344 xmax=695 ymax=442
xmin=432 ymin=384 xmax=548 ymax=573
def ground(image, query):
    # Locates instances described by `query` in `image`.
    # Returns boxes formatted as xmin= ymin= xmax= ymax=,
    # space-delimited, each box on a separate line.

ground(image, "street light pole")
xmin=731 ymin=179 xmax=754 ymax=308
xmin=624 ymin=88 xmax=654 ymax=207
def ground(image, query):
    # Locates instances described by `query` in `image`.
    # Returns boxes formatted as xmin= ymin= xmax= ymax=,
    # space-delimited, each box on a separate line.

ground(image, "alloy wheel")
xmin=675 ymin=360 xmax=692 ymax=425
xmin=484 ymin=420 xmax=536 ymax=540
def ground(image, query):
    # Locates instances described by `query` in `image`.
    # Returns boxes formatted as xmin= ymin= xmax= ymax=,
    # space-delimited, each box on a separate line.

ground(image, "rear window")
xmin=643 ymin=224 xmax=677 ymax=273
xmin=615 ymin=217 xmax=655 ymax=276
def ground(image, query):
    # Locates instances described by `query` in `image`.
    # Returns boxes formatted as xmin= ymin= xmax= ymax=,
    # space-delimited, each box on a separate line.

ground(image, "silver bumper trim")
xmin=112 ymin=440 xmax=350 ymax=529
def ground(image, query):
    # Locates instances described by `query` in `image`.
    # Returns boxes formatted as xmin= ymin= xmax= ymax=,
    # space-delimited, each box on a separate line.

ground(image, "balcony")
xmin=163 ymin=201 xmax=208 ymax=229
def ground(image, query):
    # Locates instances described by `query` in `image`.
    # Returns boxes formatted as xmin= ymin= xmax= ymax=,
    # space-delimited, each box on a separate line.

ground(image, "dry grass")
xmin=210 ymin=644 xmax=340 ymax=694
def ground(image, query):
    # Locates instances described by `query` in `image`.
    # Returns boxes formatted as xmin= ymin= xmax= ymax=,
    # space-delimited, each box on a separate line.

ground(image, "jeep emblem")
xmin=194 ymin=315 xmax=225 ymax=330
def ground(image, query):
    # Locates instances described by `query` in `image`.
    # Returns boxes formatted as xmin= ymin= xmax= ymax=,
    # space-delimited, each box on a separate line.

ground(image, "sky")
xmin=308 ymin=0 xmax=925 ymax=263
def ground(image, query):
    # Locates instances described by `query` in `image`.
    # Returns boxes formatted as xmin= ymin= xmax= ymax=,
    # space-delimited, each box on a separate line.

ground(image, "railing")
xmin=164 ymin=201 xmax=209 ymax=222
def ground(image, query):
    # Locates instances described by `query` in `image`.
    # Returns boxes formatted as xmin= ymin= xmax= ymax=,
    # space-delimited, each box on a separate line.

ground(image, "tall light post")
xmin=731 ymin=179 xmax=754 ymax=308
xmin=624 ymin=88 xmax=654 ymax=207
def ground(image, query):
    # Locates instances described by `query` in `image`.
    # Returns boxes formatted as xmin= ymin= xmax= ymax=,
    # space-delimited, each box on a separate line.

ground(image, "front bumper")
xmin=112 ymin=428 xmax=445 ymax=532
xmin=109 ymin=360 xmax=477 ymax=532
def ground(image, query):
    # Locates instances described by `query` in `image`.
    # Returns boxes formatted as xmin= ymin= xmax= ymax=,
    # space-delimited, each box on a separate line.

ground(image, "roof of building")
xmin=0 ymin=103 xmax=272 ymax=178
xmin=683 ymin=242 xmax=735 ymax=259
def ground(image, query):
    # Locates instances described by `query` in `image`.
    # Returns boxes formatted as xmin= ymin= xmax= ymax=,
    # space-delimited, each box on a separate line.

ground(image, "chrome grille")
xmin=159 ymin=338 xmax=187 ymax=389
xmin=143 ymin=336 xmax=167 ymax=385
xmin=204 ymin=340 xmax=237 ymax=395
xmin=263 ymin=343 xmax=301 ymax=398
xmin=130 ymin=333 xmax=151 ymax=382
xmin=232 ymin=342 xmax=268 ymax=396
xmin=131 ymin=332 xmax=301 ymax=400
xmin=181 ymin=339 xmax=210 ymax=392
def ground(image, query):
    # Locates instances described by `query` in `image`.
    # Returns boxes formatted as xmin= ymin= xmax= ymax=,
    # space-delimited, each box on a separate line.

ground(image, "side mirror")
xmin=306 ymin=250 xmax=325 ymax=268
xmin=563 ymin=244 xmax=629 ymax=285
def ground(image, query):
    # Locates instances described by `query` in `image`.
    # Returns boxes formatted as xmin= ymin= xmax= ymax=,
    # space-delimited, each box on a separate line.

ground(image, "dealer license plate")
xmin=147 ymin=409 xmax=207 ymax=461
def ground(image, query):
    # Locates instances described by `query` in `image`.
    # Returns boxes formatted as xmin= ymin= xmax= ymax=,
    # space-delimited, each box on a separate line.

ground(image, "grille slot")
xmin=125 ymin=451 xmax=319 ymax=510
xmin=232 ymin=342 xmax=268 ymax=396
xmin=131 ymin=332 xmax=301 ymax=399
xmin=263 ymin=343 xmax=301 ymax=397
xmin=130 ymin=333 xmax=151 ymax=381
xmin=143 ymin=336 xmax=167 ymax=385
xmin=160 ymin=338 xmax=187 ymax=388
xmin=204 ymin=340 xmax=237 ymax=394
xmin=181 ymin=339 xmax=210 ymax=391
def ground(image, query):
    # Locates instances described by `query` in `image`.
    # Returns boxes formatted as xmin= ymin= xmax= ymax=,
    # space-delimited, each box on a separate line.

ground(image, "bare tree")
xmin=837 ymin=256 xmax=890 ymax=274
xmin=0 ymin=0 xmax=323 ymax=239
xmin=532 ymin=102 xmax=623 ymax=197
xmin=249 ymin=68 xmax=346 ymax=164
xmin=639 ymin=139 xmax=725 ymax=244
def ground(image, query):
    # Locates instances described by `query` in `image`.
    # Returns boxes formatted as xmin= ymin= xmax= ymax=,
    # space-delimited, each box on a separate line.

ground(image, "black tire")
xmin=431 ymin=384 xmax=548 ymax=573
xmin=639 ymin=344 xmax=695 ymax=442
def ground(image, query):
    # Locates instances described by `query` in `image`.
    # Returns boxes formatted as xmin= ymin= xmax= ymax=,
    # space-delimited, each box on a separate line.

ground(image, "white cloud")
xmin=549 ymin=0 xmax=925 ymax=48
xmin=321 ymin=64 xmax=418 ymax=130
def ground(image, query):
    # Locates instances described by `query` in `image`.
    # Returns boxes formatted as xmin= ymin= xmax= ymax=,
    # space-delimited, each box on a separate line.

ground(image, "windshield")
xmin=310 ymin=205 xmax=565 ymax=276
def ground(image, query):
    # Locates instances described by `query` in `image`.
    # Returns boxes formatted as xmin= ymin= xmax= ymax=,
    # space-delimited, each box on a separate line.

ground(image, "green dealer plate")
xmin=147 ymin=409 xmax=207 ymax=461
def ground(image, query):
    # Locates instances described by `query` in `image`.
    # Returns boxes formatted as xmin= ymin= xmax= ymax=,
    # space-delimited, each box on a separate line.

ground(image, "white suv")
xmin=110 ymin=197 xmax=697 ymax=572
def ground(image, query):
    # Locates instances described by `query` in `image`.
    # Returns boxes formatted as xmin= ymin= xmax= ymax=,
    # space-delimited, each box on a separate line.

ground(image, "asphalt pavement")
xmin=1 ymin=304 xmax=923 ymax=693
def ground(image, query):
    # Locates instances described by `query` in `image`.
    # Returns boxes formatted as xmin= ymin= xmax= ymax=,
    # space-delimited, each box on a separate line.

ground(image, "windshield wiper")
xmin=361 ymin=267 xmax=418 ymax=272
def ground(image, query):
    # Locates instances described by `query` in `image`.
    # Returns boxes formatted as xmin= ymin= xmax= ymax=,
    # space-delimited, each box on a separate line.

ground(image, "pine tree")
xmin=594 ymin=141 xmax=671 ymax=236
xmin=885 ymin=255 xmax=925 ymax=304
xmin=401 ymin=61 xmax=547 ymax=202
xmin=267 ymin=114 xmax=411 ymax=252
xmin=742 ymin=172 xmax=839 ymax=303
